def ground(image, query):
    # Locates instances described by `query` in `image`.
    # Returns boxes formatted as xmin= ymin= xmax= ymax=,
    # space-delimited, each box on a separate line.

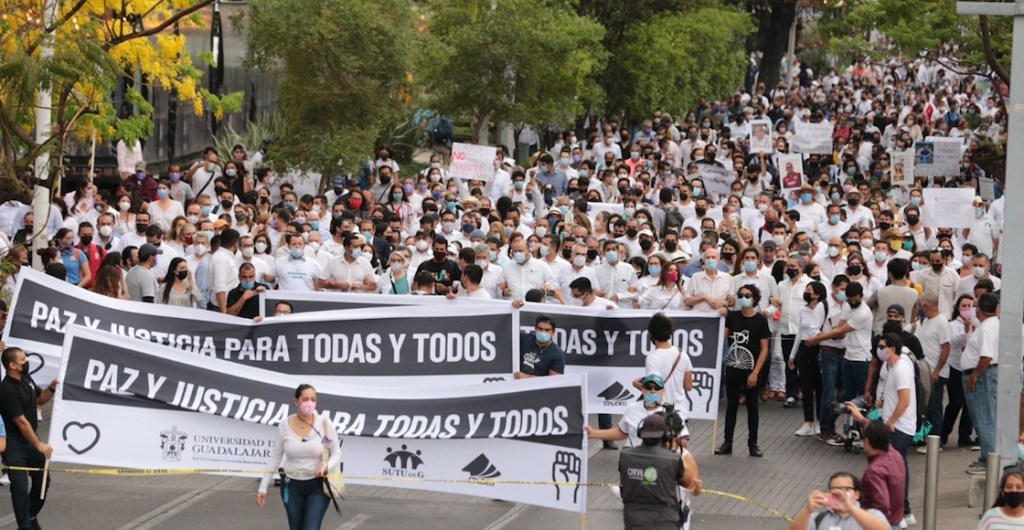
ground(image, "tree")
xmin=420 ymin=0 xmax=607 ymax=143
xmin=243 ymin=0 xmax=418 ymax=183
xmin=817 ymin=0 xmax=1011 ymax=88
xmin=616 ymin=7 xmax=754 ymax=117
xmin=748 ymin=0 xmax=797 ymax=90
xmin=0 ymin=0 xmax=240 ymax=200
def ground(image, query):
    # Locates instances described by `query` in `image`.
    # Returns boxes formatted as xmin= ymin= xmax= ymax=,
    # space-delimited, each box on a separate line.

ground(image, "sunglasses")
xmin=642 ymin=385 xmax=661 ymax=391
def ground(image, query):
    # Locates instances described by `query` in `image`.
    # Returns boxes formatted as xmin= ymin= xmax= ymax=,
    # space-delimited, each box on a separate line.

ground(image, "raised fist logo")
xmin=551 ymin=450 xmax=582 ymax=503
xmin=684 ymin=370 xmax=716 ymax=415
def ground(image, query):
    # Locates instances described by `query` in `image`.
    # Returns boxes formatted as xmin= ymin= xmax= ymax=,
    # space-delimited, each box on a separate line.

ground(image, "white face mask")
xmin=241 ymin=247 xmax=254 ymax=258
xmin=118 ymin=202 xmax=132 ymax=211
xmin=193 ymin=244 xmax=208 ymax=256
xmin=308 ymin=242 xmax=321 ymax=253
xmin=255 ymin=242 xmax=268 ymax=253
xmin=98 ymin=225 xmax=113 ymax=238
xmin=416 ymin=240 xmax=429 ymax=252
xmin=573 ymin=255 xmax=586 ymax=268
xmin=391 ymin=261 xmax=407 ymax=271
xmin=476 ymin=259 xmax=489 ymax=270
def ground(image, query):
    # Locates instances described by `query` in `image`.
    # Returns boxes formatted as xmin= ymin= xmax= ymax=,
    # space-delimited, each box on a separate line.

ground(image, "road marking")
xmin=114 ymin=480 xmax=226 ymax=530
xmin=482 ymin=503 xmax=527 ymax=530
xmin=0 ymin=514 xmax=14 ymax=527
xmin=334 ymin=513 xmax=372 ymax=530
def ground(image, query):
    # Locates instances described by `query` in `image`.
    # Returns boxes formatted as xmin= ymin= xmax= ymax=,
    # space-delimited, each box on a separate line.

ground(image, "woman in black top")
xmin=717 ymin=284 xmax=771 ymax=457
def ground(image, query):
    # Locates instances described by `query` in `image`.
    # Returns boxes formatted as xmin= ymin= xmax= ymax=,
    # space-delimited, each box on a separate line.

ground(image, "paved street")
xmin=0 ymin=400 xmax=984 ymax=529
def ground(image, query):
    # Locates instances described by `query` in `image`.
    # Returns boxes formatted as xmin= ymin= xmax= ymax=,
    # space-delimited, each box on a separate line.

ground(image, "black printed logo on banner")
xmin=597 ymin=382 xmax=635 ymax=406
xmin=462 ymin=453 xmax=501 ymax=483
xmin=551 ymin=451 xmax=581 ymax=503
xmin=383 ymin=445 xmax=425 ymax=478
xmin=62 ymin=421 xmax=101 ymax=455
xmin=482 ymin=377 xmax=506 ymax=383
xmin=160 ymin=426 xmax=189 ymax=462
xmin=27 ymin=353 xmax=44 ymax=377
xmin=684 ymin=369 xmax=716 ymax=415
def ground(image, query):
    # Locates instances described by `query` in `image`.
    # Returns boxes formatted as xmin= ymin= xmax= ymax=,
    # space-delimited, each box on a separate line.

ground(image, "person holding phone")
xmin=789 ymin=471 xmax=889 ymax=530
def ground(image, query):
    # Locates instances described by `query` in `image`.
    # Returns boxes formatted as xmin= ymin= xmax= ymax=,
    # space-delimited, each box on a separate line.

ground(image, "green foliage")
xmin=212 ymin=114 xmax=284 ymax=164
xmin=244 ymin=0 xmax=418 ymax=177
xmin=616 ymin=7 xmax=754 ymax=117
xmin=420 ymin=0 xmax=607 ymax=129
xmin=376 ymin=112 xmax=428 ymax=166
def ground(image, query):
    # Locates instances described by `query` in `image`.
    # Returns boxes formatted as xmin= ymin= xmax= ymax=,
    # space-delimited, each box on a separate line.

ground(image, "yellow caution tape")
xmin=2 ymin=466 xmax=793 ymax=521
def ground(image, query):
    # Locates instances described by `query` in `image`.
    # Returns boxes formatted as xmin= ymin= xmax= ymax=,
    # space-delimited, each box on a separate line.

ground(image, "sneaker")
xmin=817 ymin=432 xmax=834 ymax=443
xmin=967 ymin=463 xmax=988 ymax=475
xmin=0 ymin=474 xmax=8 ymax=486
xmin=903 ymin=513 xmax=917 ymax=526
xmin=916 ymin=446 xmax=943 ymax=454
xmin=827 ymin=435 xmax=846 ymax=447
xmin=813 ymin=424 xmax=821 ymax=436
xmin=783 ymin=397 xmax=797 ymax=408
xmin=795 ymin=424 xmax=816 ymax=437
xmin=602 ymin=440 xmax=618 ymax=451
xmin=971 ymin=445 xmax=981 ymax=452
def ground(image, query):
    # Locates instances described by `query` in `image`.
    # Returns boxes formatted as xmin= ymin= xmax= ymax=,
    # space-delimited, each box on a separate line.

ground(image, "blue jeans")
xmin=5 ymin=438 xmax=50 ymax=530
xmin=841 ymin=359 xmax=869 ymax=403
xmin=890 ymin=429 xmax=913 ymax=515
xmin=281 ymin=478 xmax=330 ymax=530
xmin=818 ymin=348 xmax=844 ymax=434
xmin=963 ymin=368 xmax=997 ymax=465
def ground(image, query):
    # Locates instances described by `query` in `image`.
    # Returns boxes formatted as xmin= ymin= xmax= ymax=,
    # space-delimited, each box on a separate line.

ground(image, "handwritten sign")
xmin=450 ymin=143 xmax=497 ymax=182
xmin=791 ymin=122 xmax=834 ymax=154
xmin=922 ymin=188 xmax=975 ymax=228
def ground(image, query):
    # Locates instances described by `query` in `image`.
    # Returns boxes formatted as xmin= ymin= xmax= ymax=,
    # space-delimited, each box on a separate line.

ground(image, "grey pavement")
xmin=0 ymin=399 xmax=986 ymax=529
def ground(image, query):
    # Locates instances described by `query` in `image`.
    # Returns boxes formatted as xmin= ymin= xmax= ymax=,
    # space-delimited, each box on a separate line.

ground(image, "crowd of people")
xmin=0 ymin=52 xmax=1018 ymax=529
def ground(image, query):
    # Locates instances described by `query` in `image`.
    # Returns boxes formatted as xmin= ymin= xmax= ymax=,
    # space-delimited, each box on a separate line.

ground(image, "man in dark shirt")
xmin=0 ymin=347 xmax=58 ymax=530
xmin=515 ymin=315 xmax=565 ymax=378
xmin=619 ymin=413 xmax=690 ymax=529
xmin=225 ymin=263 xmax=264 ymax=319
xmin=415 ymin=236 xmax=460 ymax=295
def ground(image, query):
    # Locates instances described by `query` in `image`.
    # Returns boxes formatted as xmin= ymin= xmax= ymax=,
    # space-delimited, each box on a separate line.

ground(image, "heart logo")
xmin=62 ymin=422 xmax=101 ymax=455
xmin=27 ymin=353 xmax=44 ymax=377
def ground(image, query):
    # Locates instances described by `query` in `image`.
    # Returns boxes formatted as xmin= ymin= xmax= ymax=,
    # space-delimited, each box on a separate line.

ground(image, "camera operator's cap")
xmin=638 ymin=413 xmax=668 ymax=439
xmin=135 ymin=161 xmax=146 ymax=171
xmin=138 ymin=243 xmax=163 ymax=261
xmin=640 ymin=374 xmax=665 ymax=389
xmin=886 ymin=304 xmax=906 ymax=317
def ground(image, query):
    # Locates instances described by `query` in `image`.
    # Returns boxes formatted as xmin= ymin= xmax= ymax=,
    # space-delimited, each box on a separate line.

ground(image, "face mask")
xmin=664 ymin=241 xmax=678 ymax=252
xmin=910 ymin=197 xmax=921 ymax=207
xmin=605 ymin=251 xmax=619 ymax=264
xmin=201 ymin=206 xmax=213 ymax=216
xmin=119 ymin=201 xmax=132 ymax=211
xmin=416 ymin=240 xmax=429 ymax=252
xmin=959 ymin=308 xmax=972 ymax=321
xmin=572 ymin=255 xmax=586 ymax=268
xmin=976 ymin=206 xmax=984 ymax=216
xmin=848 ymin=198 xmax=860 ymax=207
xmin=643 ymin=392 xmax=663 ymax=406
xmin=514 ymin=181 xmax=525 ymax=191
xmin=174 ymin=270 xmax=188 ymax=281
xmin=298 ymin=401 xmax=316 ymax=416
xmin=255 ymin=242 xmax=268 ymax=253
xmin=847 ymin=167 xmax=857 ymax=177
xmin=666 ymin=270 xmax=680 ymax=282
xmin=847 ymin=264 xmax=862 ymax=276
xmin=392 ymin=192 xmax=403 ymax=202
xmin=192 ymin=244 xmax=207 ymax=256
xmin=96 ymin=225 xmax=113 ymax=238
xmin=876 ymin=346 xmax=890 ymax=363
xmin=135 ymin=223 xmax=148 ymax=234
xmin=829 ymin=214 xmax=840 ymax=225
xmin=239 ymin=246 xmax=254 ymax=258
xmin=433 ymin=250 xmax=447 ymax=261
xmin=648 ymin=265 xmax=662 ymax=277
xmin=559 ymin=157 xmax=571 ymax=167
xmin=476 ymin=259 xmax=489 ymax=271
xmin=860 ymin=238 xmax=873 ymax=248
xmin=629 ymin=152 xmax=640 ymax=160
xmin=586 ymin=249 xmax=598 ymax=261
xmin=639 ymin=239 xmax=653 ymax=252
xmin=350 ymin=248 xmax=363 ymax=259
xmin=442 ymin=222 xmax=455 ymax=233
xmin=786 ymin=267 xmax=799 ymax=279
xmin=1005 ymin=492 xmax=1024 ymax=509
xmin=888 ymin=240 xmax=902 ymax=252
xmin=694 ymin=207 xmax=707 ymax=217
xmin=169 ymin=172 xmax=181 ymax=182
xmin=290 ymin=248 xmax=304 ymax=259
xmin=804 ymin=292 xmax=816 ymax=304
xmin=136 ymin=171 xmax=146 ymax=180
xmin=974 ymin=266 xmax=987 ymax=278
xmin=874 ymin=251 xmax=887 ymax=263
xmin=906 ymin=215 xmax=919 ymax=226
xmin=534 ymin=329 xmax=553 ymax=345
xmin=878 ymin=221 xmax=891 ymax=231
xmin=831 ymin=192 xmax=841 ymax=202
xmin=704 ymin=259 xmax=718 ymax=270
xmin=837 ymin=291 xmax=848 ymax=302
xmin=514 ymin=251 xmax=527 ymax=264
xmin=692 ymin=187 xmax=703 ymax=196
xmin=801 ymin=193 xmax=813 ymax=203
xmin=773 ymin=235 xmax=786 ymax=246
xmin=156 ymin=189 xmax=169 ymax=200
xmin=224 ymin=168 xmax=238 ymax=177
xmin=429 ymin=174 xmax=442 ymax=183
xmin=489 ymin=250 xmax=498 ymax=261
xmin=535 ymin=226 xmax=548 ymax=238
xmin=503 ymin=226 xmax=514 ymax=236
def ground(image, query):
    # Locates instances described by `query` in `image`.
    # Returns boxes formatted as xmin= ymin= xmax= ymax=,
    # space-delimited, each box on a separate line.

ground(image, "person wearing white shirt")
xmin=209 ymin=229 xmax=241 ymax=312
xmin=561 ymin=244 xmax=598 ymax=302
xmin=815 ymin=237 xmax=848 ymax=282
xmin=594 ymin=241 xmax=639 ymax=308
xmin=120 ymin=211 xmax=150 ymax=250
xmin=843 ymin=192 xmax=874 ymax=228
xmin=683 ymin=248 xmax=733 ymax=314
xmin=806 ymin=282 xmax=873 ymax=408
xmin=0 ymin=199 xmax=26 ymax=236
xmin=817 ymin=205 xmax=850 ymax=244
xmin=457 ymin=263 xmax=491 ymax=299
xmin=471 ymin=244 xmax=503 ymax=298
xmin=636 ymin=313 xmax=694 ymax=435
xmin=776 ymin=255 xmax=813 ymax=406
xmin=732 ymin=248 xmax=779 ymax=314
xmin=915 ymin=294 xmax=951 ymax=451
xmin=637 ymin=262 xmax=685 ymax=311
xmin=960 ymin=293 xmax=1000 ymax=473
xmin=499 ymin=239 xmax=565 ymax=303
xmin=317 ymin=233 xmax=377 ymax=293
xmin=186 ymin=147 xmax=222 ymax=201
xmin=592 ymin=131 xmax=623 ymax=162
xmin=94 ymin=213 xmax=123 ymax=253
xmin=910 ymin=250 xmax=960 ymax=317
xmin=964 ymin=198 xmax=998 ymax=258
xmin=956 ymin=253 xmax=1001 ymax=297
xmin=275 ymin=235 xmax=322 ymax=291
xmin=789 ymin=281 xmax=828 ymax=436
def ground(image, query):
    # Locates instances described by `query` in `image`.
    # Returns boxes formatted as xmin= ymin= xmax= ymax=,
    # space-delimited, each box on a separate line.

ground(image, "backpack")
xmin=431 ymin=115 xmax=454 ymax=146
xmin=662 ymin=206 xmax=684 ymax=231
xmin=909 ymin=353 xmax=933 ymax=439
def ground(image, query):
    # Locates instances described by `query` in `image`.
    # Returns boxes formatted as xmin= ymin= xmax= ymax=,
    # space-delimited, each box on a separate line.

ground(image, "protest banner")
xmin=915 ymin=138 xmax=961 ymax=177
xmin=697 ymin=164 xmax=736 ymax=197
xmin=51 ymin=326 xmax=587 ymax=512
xmin=4 ymin=269 xmax=518 ymax=385
xmin=891 ymin=150 xmax=914 ymax=186
xmin=584 ymin=202 xmax=624 ymax=225
xmin=517 ymin=303 xmax=724 ymax=420
xmin=450 ymin=143 xmax=497 ymax=182
xmin=922 ymin=188 xmax=976 ymax=228
xmin=749 ymin=119 xmax=773 ymax=154
xmin=791 ymin=122 xmax=834 ymax=154
xmin=260 ymin=290 xmax=496 ymax=317
xmin=777 ymin=153 xmax=805 ymax=191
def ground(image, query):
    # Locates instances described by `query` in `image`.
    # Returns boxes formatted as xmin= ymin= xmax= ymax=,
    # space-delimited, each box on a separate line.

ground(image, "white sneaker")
xmin=916 ymin=446 xmax=943 ymax=454
xmin=812 ymin=424 xmax=821 ymax=435
xmin=903 ymin=513 xmax=917 ymax=526
xmin=0 ymin=474 xmax=9 ymax=486
xmin=795 ymin=424 xmax=816 ymax=437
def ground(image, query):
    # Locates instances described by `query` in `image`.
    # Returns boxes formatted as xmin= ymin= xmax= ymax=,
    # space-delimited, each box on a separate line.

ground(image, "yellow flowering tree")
xmin=0 ymin=0 xmax=241 ymax=199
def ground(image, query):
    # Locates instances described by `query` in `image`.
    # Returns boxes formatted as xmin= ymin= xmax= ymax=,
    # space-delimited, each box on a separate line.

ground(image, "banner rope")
xmin=1 ymin=466 xmax=793 ymax=521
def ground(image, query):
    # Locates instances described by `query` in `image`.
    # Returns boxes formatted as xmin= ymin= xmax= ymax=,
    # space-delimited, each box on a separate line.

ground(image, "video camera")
xmin=658 ymin=404 xmax=687 ymax=451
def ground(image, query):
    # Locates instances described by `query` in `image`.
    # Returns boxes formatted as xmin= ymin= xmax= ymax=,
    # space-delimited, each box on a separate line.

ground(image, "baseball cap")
xmin=641 ymin=374 xmax=665 ymax=389
xmin=139 ymin=243 xmax=163 ymax=261
xmin=762 ymin=239 xmax=777 ymax=249
xmin=638 ymin=229 xmax=654 ymax=238
xmin=135 ymin=161 xmax=146 ymax=171
xmin=214 ymin=219 xmax=231 ymax=230
xmin=638 ymin=413 xmax=668 ymax=439
xmin=886 ymin=304 xmax=906 ymax=317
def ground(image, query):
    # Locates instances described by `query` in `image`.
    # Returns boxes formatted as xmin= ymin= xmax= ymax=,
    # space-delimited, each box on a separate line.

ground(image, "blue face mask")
xmin=801 ymin=193 xmax=813 ymax=203
xmin=514 ymin=181 xmax=525 ymax=191
xmin=738 ymin=296 xmax=754 ymax=309
xmin=910 ymin=197 xmax=921 ymax=206
xmin=361 ymin=231 xmax=372 ymax=241
xmin=743 ymin=261 xmax=758 ymax=273
xmin=829 ymin=214 xmax=840 ymax=225
xmin=539 ymin=246 xmax=549 ymax=258
xmin=157 ymin=189 xmax=169 ymax=200
xmin=643 ymin=392 xmax=663 ymax=405
xmin=831 ymin=192 xmax=840 ymax=202
xmin=704 ymin=258 xmax=718 ymax=270
xmin=351 ymin=248 xmax=363 ymax=259
xmin=201 ymin=206 xmax=212 ymax=215
xmin=447 ymin=201 xmax=458 ymax=212
xmin=240 ymin=280 xmax=255 ymax=290
xmin=310 ymin=220 xmax=320 ymax=230
xmin=535 ymin=331 xmax=551 ymax=344
xmin=837 ymin=291 xmax=848 ymax=302
xmin=514 ymin=251 xmax=527 ymax=264
xmin=432 ymin=191 xmax=442 ymax=200
xmin=649 ymin=265 xmax=662 ymax=277
xmin=290 ymin=248 xmax=304 ymax=259
xmin=846 ymin=167 xmax=857 ymax=176
xmin=605 ymin=251 xmax=619 ymax=264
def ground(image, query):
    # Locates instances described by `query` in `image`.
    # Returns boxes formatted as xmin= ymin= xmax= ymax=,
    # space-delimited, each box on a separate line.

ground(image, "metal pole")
xmin=956 ymin=0 xmax=1024 ymax=468
xmin=923 ymin=435 xmax=940 ymax=530
xmin=984 ymin=452 xmax=1002 ymax=514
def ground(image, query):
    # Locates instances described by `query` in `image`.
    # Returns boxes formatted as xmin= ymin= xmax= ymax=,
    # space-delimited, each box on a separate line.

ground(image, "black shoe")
xmin=714 ymin=443 xmax=733 ymax=455
xmin=749 ymin=445 xmax=764 ymax=457
xmin=602 ymin=440 xmax=618 ymax=451
xmin=30 ymin=518 xmax=41 ymax=530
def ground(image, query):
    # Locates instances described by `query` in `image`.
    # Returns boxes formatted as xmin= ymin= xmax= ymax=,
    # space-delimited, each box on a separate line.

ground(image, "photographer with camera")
xmin=619 ymin=413 xmax=698 ymax=530
xmin=587 ymin=374 xmax=687 ymax=449
xmin=788 ymin=472 xmax=889 ymax=530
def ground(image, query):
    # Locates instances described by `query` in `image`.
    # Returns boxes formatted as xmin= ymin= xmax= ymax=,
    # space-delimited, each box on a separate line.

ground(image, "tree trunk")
xmin=473 ymin=112 xmax=490 ymax=145
xmin=758 ymin=1 xmax=797 ymax=91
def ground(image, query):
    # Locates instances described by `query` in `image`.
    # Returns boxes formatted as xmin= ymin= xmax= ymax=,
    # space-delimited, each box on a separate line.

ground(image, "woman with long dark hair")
xmin=158 ymin=257 xmax=200 ymax=307
xmin=978 ymin=469 xmax=1024 ymax=528
xmin=789 ymin=281 xmax=828 ymax=437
